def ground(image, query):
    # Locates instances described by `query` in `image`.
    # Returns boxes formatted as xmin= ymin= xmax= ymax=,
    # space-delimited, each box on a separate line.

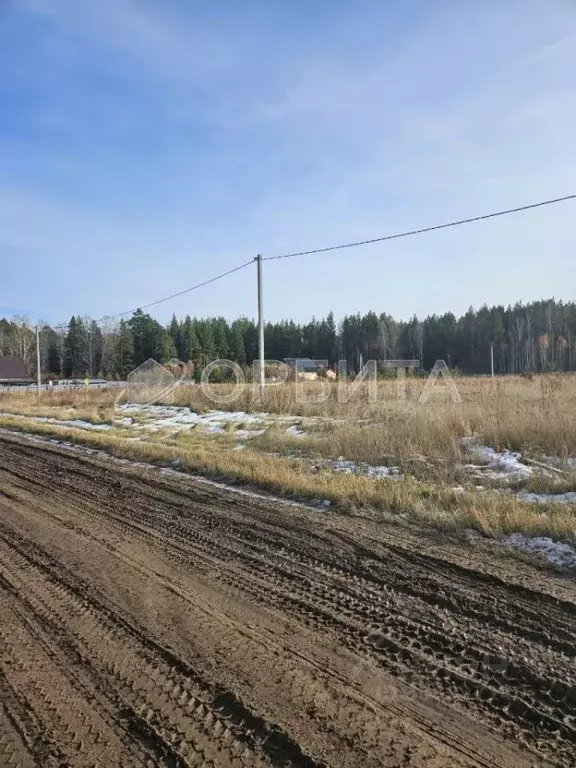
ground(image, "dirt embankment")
xmin=0 ymin=432 xmax=574 ymax=767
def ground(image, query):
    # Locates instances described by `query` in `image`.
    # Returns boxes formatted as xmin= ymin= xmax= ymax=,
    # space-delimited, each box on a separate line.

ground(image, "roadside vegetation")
xmin=1 ymin=374 xmax=575 ymax=543
xmin=3 ymin=373 xmax=575 ymax=455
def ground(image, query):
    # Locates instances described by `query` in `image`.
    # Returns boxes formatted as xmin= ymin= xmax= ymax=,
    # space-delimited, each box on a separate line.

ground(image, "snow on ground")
xmin=313 ymin=456 xmax=400 ymax=479
xmin=2 ymin=407 xmax=572 ymax=496
xmin=517 ymin=491 xmax=576 ymax=505
xmin=36 ymin=417 xmax=112 ymax=432
xmin=118 ymin=404 xmax=265 ymax=433
xmin=503 ymin=533 xmax=576 ymax=569
xmin=118 ymin=405 xmax=320 ymax=441
xmin=465 ymin=443 xmax=533 ymax=480
xmin=540 ymin=455 xmax=576 ymax=472
xmin=235 ymin=429 xmax=266 ymax=438
xmin=0 ymin=412 xmax=112 ymax=432
xmin=0 ymin=405 xmax=275 ymax=439
xmin=286 ymin=425 xmax=307 ymax=438
xmin=462 ymin=439 xmax=576 ymax=504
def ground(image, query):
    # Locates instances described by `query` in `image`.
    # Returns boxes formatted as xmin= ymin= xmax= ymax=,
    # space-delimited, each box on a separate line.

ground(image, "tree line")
xmin=1 ymin=298 xmax=575 ymax=379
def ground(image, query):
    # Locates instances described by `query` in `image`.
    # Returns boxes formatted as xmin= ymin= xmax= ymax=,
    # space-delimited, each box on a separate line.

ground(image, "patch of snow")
xmin=34 ymin=416 xmax=112 ymax=432
xmin=118 ymin=404 xmax=266 ymax=434
xmin=318 ymin=457 xmax=400 ymax=479
xmin=517 ymin=491 xmax=576 ymax=505
xmin=503 ymin=533 xmax=576 ymax=569
xmin=286 ymin=425 xmax=306 ymax=438
xmin=204 ymin=425 xmax=225 ymax=434
xmin=540 ymin=455 xmax=576 ymax=472
xmin=465 ymin=443 xmax=532 ymax=481
xmin=235 ymin=429 xmax=265 ymax=439
xmin=0 ymin=413 xmax=112 ymax=432
xmin=67 ymin=419 xmax=112 ymax=431
xmin=329 ymin=458 xmax=356 ymax=474
xmin=365 ymin=465 xmax=398 ymax=479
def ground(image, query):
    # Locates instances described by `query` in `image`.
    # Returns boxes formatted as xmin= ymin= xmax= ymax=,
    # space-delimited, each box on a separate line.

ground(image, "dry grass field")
xmin=1 ymin=374 xmax=575 ymax=544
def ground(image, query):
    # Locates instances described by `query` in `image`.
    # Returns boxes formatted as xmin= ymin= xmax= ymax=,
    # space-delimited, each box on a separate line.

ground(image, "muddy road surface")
xmin=0 ymin=432 xmax=574 ymax=767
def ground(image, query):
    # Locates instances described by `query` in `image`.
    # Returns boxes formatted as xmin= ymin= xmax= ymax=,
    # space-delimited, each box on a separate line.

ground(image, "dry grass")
xmin=1 ymin=375 xmax=575 ymax=543
xmin=0 ymin=388 xmax=120 ymax=409
xmin=176 ymin=374 xmax=576 ymax=459
xmin=0 ymin=412 xmax=575 ymax=543
xmin=252 ymin=411 xmax=466 ymax=472
xmin=0 ymin=388 xmax=117 ymax=424
xmin=4 ymin=375 xmax=575 ymax=459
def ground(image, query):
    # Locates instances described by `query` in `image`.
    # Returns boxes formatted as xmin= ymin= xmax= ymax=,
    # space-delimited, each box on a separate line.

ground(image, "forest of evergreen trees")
xmin=1 ymin=298 xmax=575 ymax=380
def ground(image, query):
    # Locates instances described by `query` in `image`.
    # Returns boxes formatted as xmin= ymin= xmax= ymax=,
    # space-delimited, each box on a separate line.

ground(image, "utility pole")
xmin=490 ymin=343 xmax=495 ymax=378
xmin=256 ymin=254 xmax=265 ymax=394
xmin=36 ymin=324 xmax=42 ymax=394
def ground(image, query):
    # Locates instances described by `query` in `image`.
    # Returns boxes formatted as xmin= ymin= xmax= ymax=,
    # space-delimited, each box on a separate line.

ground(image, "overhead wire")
xmin=100 ymin=258 xmax=255 ymax=321
xmin=47 ymin=192 xmax=576 ymax=323
xmin=263 ymin=193 xmax=576 ymax=261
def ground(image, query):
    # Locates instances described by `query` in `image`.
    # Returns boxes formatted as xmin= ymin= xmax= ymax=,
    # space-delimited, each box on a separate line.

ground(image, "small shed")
xmin=0 ymin=356 xmax=34 ymax=385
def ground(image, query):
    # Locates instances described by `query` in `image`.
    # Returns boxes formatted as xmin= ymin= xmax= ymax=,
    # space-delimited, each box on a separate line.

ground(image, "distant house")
xmin=283 ymin=358 xmax=329 ymax=381
xmin=0 ymin=356 xmax=34 ymax=386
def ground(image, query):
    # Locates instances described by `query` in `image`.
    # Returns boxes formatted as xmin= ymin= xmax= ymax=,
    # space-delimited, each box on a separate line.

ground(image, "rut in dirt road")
xmin=0 ymin=432 xmax=574 ymax=767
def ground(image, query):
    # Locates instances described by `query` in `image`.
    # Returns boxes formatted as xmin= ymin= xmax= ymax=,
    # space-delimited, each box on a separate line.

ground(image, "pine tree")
xmin=117 ymin=320 xmax=134 ymax=378
xmin=186 ymin=323 xmax=201 ymax=367
xmin=178 ymin=316 xmax=191 ymax=362
xmin=65 ymin=316 xmax=87 ymax=377
xmin=212 ymin=317 xmax=229 ymax=359
xmin=169 ymin=314 xmax=181 ymax=356
xmin=196 ymin=320 xmax=216 ymax=366
xmin=128 ymin=309 xmax=172 ymax=365
xmin=157 ymin=330 xmax=177 ymax=362
xmin=86 ymin=319 xmax=103 ymax=376
xmin=229 ymin=322 xmax=246 ymax=365
xmin=47 ymin=343 xmax=61 ymax=375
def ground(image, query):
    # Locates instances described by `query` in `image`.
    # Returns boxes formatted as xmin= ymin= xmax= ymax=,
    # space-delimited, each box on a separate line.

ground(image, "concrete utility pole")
xmin=256 ymin=254 xmax=265 ymax=394
xmin=490 ymin=343 xmax=495 ymax=378
xmin=36 ymin=324 xmax=42 ymax=394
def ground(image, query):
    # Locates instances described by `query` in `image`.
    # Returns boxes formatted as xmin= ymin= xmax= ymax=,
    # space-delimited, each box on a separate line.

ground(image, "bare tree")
xmin=9 ymin=316 xmax=36 ymax=370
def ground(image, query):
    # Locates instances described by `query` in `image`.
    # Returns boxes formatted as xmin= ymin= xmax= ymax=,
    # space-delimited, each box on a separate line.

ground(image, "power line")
xmin=100 ymin=258 xmax=254 ymax=321
xmin=22 ymin=192 xmax=576 ymax=326
xmin=264 ymin=193 xmax=576 ymax=261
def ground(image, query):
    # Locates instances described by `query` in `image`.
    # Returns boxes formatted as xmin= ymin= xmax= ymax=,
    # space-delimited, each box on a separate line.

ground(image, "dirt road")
xmin=0 ymin=432 xmax=574 ymax=767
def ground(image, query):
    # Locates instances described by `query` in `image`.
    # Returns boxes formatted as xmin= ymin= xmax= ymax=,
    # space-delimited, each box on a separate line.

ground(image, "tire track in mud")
xmin=0 ymin=528 xmax=320 ymax=768
xmin=0 ymin=673 xmax=38 ymax=768
xmin=0 ymin=500 xmax=471 ymax=768
xmin=4 ymin=440 xmax=572 ymax=749
xmin=0 ymin=578 xmax=151 ymax=767
xmin=0 ymin=432 xmax=574 ymax=767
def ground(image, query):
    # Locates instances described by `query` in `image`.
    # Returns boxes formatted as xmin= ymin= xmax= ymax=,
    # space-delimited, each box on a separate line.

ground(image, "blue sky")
xmin=1 ymin=0 xmax=575 ymax=325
